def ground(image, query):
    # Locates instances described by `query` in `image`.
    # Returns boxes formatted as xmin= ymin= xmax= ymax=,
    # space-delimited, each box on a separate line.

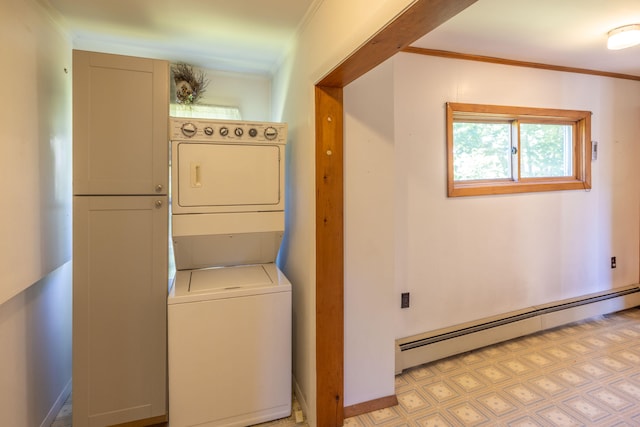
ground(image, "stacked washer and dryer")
xmin=167 ymin=118 xmax=292 ymax=427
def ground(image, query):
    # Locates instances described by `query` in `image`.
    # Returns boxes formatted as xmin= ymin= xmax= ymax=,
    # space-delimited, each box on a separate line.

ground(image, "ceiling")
xmin=411 ymin=0 xmax=640 ymax=77
xmin=42 ymin=0 xmax=640 ymax=77
xmin=43 ymin=0 xmax=317 ymax=75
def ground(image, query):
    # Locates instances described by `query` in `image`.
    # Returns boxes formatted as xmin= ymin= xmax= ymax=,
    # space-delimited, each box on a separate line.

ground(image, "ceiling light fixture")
xmin=607 ymin=24 xmax=640 ymax=50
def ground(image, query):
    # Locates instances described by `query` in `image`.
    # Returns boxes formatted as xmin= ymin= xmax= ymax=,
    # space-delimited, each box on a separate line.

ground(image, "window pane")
xmin=520 ymin=124 xmax=572 ymax=178
xmin=453 ymin=122 xmax=511 ymax=180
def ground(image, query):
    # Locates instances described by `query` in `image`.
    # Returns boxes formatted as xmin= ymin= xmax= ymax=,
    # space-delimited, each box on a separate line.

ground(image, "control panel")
xmin=169 ymin=118 xmax=287 ymax=144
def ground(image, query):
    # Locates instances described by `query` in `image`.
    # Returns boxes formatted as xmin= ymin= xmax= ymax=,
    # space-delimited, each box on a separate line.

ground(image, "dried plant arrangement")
xmin=172 ymin=63 xmax=209 ymax=105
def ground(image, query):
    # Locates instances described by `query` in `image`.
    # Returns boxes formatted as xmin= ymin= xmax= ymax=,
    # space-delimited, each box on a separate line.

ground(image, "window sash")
xmin=452 ymin=121 xmax=512 ymax=180
xmin=519 ymin=122 xmax=574 ymax=179
xmin=446 ymin=103 xmax=591 ymax=197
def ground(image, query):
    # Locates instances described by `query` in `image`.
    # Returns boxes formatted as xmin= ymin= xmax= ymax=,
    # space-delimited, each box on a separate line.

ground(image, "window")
xmin=446 ymin=103 xmax=592 ymax=197
xmin=170 ymin=103 xmax=242 ymax=120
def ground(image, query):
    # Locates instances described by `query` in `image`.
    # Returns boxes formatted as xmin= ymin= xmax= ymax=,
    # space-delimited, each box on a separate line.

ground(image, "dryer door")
xmin=173 ymin=142 xmax=283 ymax=213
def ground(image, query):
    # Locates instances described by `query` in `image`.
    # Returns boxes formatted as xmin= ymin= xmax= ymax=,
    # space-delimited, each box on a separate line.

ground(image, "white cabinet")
xmin=73 ymin=50 xmax=168 ymax=195
xmin=73 ymin=197 xmax=168 ymax=426
xmin=72 ymin=50 xmax=168 ymax=427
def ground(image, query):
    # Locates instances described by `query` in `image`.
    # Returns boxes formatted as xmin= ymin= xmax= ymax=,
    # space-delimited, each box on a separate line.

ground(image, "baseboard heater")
xmin=395 ymin=284 xmax=640 ymax=374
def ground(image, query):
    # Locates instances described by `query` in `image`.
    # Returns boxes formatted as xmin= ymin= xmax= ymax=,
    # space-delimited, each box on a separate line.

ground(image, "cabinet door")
xmin=73 ymin=196 xmax=167 ymax=427
xmin=73 ymin=50 xmax=168 ymax=195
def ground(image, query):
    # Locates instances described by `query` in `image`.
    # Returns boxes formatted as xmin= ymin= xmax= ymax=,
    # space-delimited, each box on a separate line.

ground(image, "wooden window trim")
xmin=447 ymin=102 xmax=592 ymax=197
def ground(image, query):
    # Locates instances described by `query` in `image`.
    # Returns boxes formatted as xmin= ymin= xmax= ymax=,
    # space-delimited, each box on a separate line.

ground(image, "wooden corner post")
xmin=315 ymin=84 xmax=345 ymax=427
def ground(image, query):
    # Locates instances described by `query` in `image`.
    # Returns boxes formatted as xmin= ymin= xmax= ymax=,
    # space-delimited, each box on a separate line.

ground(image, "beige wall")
xmin=0 ymin=0 xmax=73 ymax=425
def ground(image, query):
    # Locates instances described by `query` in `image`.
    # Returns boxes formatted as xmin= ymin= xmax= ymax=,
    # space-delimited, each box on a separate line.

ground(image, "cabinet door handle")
xmin=155 ymin=184 xmax=163 ymax=192
xmin=155 ymin=200 xmax=163 ymax=208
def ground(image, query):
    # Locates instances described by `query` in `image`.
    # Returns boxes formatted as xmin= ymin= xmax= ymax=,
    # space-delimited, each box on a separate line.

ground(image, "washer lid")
xmin=168 ymin=263 xmax=291 ymax=304
xmin=190 ymin=264 xmax=273 ymax=293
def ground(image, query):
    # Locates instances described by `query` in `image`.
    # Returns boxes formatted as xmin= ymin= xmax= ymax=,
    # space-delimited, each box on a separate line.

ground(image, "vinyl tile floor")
xmin=344 ymin=307 xmax=640 ymax=427
xmin=52 ymin=307 xmax=640 ymax=427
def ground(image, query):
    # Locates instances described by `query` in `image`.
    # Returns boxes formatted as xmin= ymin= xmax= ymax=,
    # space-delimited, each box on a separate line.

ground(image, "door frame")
xmin=314 ymin=1 xmax=478 ymax=425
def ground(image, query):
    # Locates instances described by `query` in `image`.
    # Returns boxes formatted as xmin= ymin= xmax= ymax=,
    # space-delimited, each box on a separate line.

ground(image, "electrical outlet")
xmin=401 ymin=292 xmax=410 ymax=309
xmin=611 ymin=256 xmax=616 ymax=269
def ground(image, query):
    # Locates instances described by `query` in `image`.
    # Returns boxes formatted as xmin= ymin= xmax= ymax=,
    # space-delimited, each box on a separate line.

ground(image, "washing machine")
xmin=168 ymin=118 xmax=292 ymax=427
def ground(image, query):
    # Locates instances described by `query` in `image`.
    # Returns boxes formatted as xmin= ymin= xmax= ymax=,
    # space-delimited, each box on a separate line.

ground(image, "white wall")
xmin=0 ymin=263 xmax=73 ymax=426
xmin=271 ymin=1 xmax=417 ymax=424
xmin=0 ymin=0 xmax=73 ymax=425
xmin=394 ymin=53 xmax=640 ymax=335
xmin=0 ymin=0 xmax=72 ymax=304
xmin=171 ymin=67 xmax=272 ymax=121
xmin=342 ymin=51 xmax=640 ymax=405
xmin=343 ymin=60 xmax=396 ymax=406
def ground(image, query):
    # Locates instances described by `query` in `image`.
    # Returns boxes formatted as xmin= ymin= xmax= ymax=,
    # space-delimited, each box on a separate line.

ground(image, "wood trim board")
xmin=315 ymin=85 xmax=345 ymax=426
xmin=403 ymin=46 xmax=640 ymax=82
xmin=343 ymin=395 xmax=400 ymax=419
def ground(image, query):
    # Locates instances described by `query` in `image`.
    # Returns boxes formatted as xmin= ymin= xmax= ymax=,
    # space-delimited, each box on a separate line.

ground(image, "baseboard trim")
xmin=396 ymin=285 xmax=640 ymax=373
xmin=292 ymin=375 xmax=310 ymax=424
xmin=344 ymin=394 xmax=399 ymax=419
xmin=40 ymin=378 xmax=72 ymax=427
xmin=111 ymin=414 xmax=168 ymax=427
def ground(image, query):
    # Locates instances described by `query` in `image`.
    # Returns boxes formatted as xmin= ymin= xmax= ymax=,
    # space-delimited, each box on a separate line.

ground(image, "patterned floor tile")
xmin=615 ymin=349 xmax=640 ymax=364
xmin=344 ymin=308 xmax=640 ymax=427
xmin=434 ymin=359 xmax=462 ymax=374
xmin=528 ymin=375 xmax=569 ymax=396
xmin=575 ymin=361 xmax=613 ymax=379
xmin=543 ymin=346 xmax=574 ymax=361
xmin=475 ymin=365 xmax=511 ymax=384
xmin=422 ymin=381 xmax=461 ymax=403
xmin=500 ymin=358 xmax=536 ymax=376
xmin=504 ymin=384 xmax=546 ymax=406
xmin=450 ymin=373 xmax=487 ymax=393
xmin=611 ymin=380 xmax=640 ymax=400
xmin=408 ymin=366 xmax=437 ymax=382
xmin=415 ymin=411 xmax=456 ymax=427
xmin=397 ymin=390 xmax=431 ymax=413
xmin=446 ymin=401 xmax=490 ymax=426
xmin=502 ymin=415 xmax=547 ymax=427
xmin=562 ymin=395 xmax=610 ymax=423
xmin=522 ymin=352 xmax=555 ymax=368
xmin=368 ymin=407 xmax=405 ymax=425
xmin=551 ymin=368 xmax=592 ymax=388
xmin=587 ymin=387 xmax=635 ymax=412
xmin=475 ymin=391 xmax=518 ymax=417
xmin=536 ymin=405 xmax=583 ymax=426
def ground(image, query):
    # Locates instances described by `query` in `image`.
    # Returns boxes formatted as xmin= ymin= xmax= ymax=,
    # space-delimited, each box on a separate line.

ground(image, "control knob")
xmin=180 ymin=122 xmax=197 ymax=138
xmin=248 ymin=128 xmax=258 ymax=137
xmin=234 ymin=127 xmax=244 ymax=137
xmin=264 ymin=126 xmax=278 ymax=140
xmin=219 ymin=127 xmax=229 ymax=136
xmin=204 ymin=126 xmax=214 ymax=136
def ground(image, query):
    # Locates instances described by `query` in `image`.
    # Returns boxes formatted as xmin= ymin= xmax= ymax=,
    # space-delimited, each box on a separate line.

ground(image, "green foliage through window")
xmin=453 ymin=122 xmax=510 ymax=180
xmin=520 ymin=123 xmax=572 ymax=178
